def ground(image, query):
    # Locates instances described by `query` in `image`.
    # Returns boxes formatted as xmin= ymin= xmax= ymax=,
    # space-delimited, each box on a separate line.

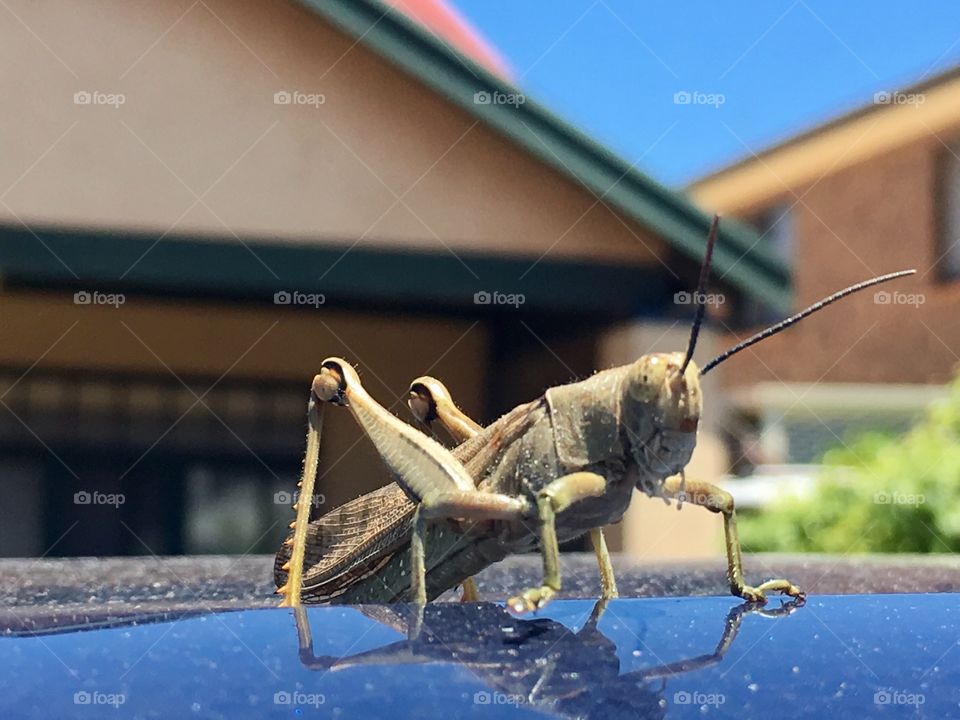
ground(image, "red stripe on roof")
xmin=381 ymin=0 xmax=514 ymax=81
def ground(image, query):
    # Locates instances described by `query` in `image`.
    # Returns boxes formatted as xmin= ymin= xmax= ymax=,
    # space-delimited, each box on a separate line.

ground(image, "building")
xmin=0 ymin=0 xmax=785 ymax=561
xmin=690 ymin=67 xmax=960 ymax=485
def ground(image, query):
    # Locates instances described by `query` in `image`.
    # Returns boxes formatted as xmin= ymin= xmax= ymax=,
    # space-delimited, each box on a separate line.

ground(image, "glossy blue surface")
xmin=1 ymin=594 xmax=956 ymax=719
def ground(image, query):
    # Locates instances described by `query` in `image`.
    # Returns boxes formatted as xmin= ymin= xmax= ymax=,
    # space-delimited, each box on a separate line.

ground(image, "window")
xmin=938 ymin=143 xmax=960 ymax=280
xmin=0 ymin=367 xmax=309 ymax=556
xmin=755 ymin=202 xmax=794 ymax=266
xmin=734 ymin=203 xmax=794 ymax=327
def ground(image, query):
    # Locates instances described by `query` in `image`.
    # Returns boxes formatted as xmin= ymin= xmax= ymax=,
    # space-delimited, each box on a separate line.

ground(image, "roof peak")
xmin=382 ymin=0 xmax=513 ymax=81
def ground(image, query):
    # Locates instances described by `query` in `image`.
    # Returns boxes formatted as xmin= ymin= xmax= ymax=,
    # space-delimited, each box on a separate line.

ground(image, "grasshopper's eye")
xmin=628 ymin=356 xmax=665 ymax=403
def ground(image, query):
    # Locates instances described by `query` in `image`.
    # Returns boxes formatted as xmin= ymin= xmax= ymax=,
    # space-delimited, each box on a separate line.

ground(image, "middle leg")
xmin=508 ymin=471 xmax=609 ymax=613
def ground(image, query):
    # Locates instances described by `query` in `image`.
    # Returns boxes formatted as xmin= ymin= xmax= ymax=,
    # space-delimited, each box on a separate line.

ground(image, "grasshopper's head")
xmin=621 ymin=352 xmax=702 ymax=484
xmin=626 ymin=352 xmax=702 ymax=432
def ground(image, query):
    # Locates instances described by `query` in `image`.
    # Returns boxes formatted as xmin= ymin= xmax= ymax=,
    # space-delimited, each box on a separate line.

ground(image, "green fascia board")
xmin=0 ymin=224 xmax=674 ymax=318
xmin=294 ymin=0 xmax=792 ymax=312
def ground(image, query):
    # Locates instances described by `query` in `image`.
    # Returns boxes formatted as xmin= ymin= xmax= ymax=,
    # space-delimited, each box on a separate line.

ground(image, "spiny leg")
xmin=408 ymin=375 xmax=483 ymax=601
xmin=590 ymin=527 xmax=619 ymax=600
xmin=661 ymin=475 xmax=804 ymax=603
xmin=277 ymin=393 xmax=325 ymax=608
xmin=508 ymin=471 xmax=608 ymax=613
xmin=460 ymin=577 xmax=480 ymax=602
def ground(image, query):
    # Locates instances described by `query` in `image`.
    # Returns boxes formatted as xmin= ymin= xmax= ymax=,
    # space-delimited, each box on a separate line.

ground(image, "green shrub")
xmin=739 ymin=375 xmax=960 ymax=553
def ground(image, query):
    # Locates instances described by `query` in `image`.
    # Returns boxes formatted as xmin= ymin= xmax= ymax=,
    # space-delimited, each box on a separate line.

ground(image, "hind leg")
xmin=408 ymin=376 xmax=484 ymax=601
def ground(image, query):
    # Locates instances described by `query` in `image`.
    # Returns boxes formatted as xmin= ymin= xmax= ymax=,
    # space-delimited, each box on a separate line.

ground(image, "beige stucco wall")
xmin=1 ymin=0 xmax=667 ymax=267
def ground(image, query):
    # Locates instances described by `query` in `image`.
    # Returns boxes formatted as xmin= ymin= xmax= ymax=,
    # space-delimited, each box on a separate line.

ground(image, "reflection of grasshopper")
xmin=276 ymin=216 xmax=914 ymax=610
xmin=292 ymin=599 xmax=804 ymax=719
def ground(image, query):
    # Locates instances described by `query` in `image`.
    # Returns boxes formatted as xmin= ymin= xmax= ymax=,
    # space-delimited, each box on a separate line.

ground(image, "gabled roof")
xmin=295 ymin=0 xmax=792 ymax=312
xmin=690 ymin=65 xmax=960 ymax=213
xmin=380 ymin=0 xmax=514 ymax=80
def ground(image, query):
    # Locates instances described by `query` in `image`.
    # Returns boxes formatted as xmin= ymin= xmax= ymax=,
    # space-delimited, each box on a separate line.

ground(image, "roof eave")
xmin=295 ymin=0 xmax=792 ymax=312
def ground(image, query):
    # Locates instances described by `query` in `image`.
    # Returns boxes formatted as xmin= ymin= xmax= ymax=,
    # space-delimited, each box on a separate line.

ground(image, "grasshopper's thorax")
xmin=621 ymin=352 xmax=701 ymax=494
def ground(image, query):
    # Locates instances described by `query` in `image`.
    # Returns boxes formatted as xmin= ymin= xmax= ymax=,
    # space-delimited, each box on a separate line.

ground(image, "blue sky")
xmin=455 ymin=0 xmax=960 ymax=187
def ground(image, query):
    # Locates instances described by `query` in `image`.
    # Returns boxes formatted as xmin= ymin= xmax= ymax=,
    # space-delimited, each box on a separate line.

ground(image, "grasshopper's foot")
xmin=507 ymin=585 xmax=557 ymax=614
xmin=737 ymin=579 xmax=805 ymax=604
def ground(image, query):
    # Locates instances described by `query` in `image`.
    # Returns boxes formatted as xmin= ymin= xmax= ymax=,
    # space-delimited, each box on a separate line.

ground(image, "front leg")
xmin=660 ymin=475 xmax=804 ymax=603
xmin=508 ymin=471 xmax=608 ymax=613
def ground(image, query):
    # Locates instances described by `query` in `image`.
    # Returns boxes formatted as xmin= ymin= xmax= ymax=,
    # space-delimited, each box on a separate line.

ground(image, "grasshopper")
xmin=275 ymin=216 xmax=914 ymax=611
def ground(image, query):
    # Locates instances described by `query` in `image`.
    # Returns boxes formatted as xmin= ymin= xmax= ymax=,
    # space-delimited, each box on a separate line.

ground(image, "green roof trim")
xmin=0 ymin=224 xmax=674 ymax=319
xmin=295 ymin=0 xmax=792 ymax=312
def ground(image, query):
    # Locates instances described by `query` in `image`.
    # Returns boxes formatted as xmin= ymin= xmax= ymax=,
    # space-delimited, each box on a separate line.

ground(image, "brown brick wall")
xmin=717 ymin=135 xmax=960 ymax=387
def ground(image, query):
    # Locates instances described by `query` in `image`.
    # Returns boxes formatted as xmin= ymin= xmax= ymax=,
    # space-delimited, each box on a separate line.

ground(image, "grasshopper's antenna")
xmin=701 ymin=269 xmax=916 ymax=375
xmin=680 ymin=214 xmax=720 ymax=375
